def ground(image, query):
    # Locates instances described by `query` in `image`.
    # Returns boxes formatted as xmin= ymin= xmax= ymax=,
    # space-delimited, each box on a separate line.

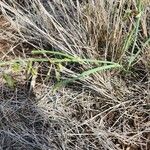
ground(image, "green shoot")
xmin=53 ymin=63 xmax=122 ymax=92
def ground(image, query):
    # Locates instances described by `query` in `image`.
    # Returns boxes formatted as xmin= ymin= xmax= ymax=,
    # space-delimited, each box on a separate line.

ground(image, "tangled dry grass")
xmin=0 ymin=0 xmax=150 ymax=150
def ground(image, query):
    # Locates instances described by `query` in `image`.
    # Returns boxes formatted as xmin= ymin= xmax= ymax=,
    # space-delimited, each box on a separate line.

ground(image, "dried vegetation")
xmin=0 ymin=0 xmax=150 ymax=150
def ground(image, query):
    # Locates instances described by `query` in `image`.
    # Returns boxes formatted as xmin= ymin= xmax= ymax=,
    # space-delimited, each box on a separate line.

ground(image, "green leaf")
xmin=3 ymin=73 xmax=16 ymax=88
xmin=53 ymin=63 xmax=122 ymax=93
xmin=11 ymin=62 xmax=21 ymax=72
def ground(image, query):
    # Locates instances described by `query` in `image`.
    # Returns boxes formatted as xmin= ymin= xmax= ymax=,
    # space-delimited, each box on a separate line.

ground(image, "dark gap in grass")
xmin=123 ymin=64 xmax=148 ymax=84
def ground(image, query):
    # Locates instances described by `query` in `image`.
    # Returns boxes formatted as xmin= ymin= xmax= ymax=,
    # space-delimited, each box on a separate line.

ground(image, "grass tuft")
xmin=0 ymin=0 xmax=150 ymax=150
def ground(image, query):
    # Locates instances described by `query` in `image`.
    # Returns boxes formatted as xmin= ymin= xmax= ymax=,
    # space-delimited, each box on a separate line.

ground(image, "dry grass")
xmin=0 ymin=0 xmax=150 ymax=150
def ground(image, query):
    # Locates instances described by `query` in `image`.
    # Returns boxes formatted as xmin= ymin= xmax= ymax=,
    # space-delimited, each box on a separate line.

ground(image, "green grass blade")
xmin=127 ymin=0 xmax=143 ymax=70
xmin=32 ymin=50 xmax=121 ymax=65
xmin=53 ymin=63 xmax=122 ymax=92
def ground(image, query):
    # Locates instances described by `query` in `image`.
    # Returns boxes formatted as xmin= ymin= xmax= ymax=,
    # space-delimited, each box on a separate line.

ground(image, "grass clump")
xmin=0 ymin=0 xmax=150 ymax=150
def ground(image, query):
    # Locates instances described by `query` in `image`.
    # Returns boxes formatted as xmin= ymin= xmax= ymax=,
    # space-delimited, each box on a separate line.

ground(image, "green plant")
xmin=31 ymin=50 xmax=122 ymax=91
xmin=122 ymin=0 xmax=143 ymax=70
